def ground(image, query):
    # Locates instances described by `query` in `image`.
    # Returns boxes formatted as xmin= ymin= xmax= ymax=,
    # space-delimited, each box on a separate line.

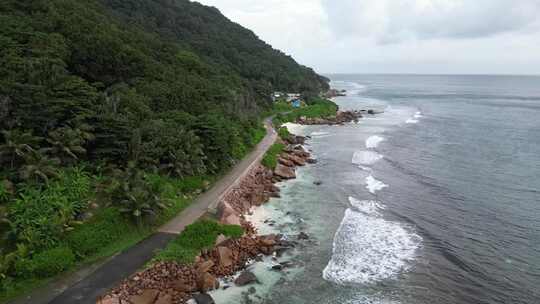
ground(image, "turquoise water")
xmin=217 ymin=75 xmax=540 ymax=304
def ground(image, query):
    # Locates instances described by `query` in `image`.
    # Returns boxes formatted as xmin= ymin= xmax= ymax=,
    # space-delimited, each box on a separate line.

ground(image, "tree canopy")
xmin=0 ymin=0 xmax=329 ymax=175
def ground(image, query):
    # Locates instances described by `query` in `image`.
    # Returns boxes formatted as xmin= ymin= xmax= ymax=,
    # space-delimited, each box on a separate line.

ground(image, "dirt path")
xmin=11 ymin=119 xmax=277 ymax=304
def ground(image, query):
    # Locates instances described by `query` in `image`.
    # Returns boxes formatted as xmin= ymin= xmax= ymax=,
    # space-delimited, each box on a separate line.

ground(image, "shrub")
xmin=104 ymin=165 xmax=166 ymax=226
xmin=64 ymin=208 xmax=132 ymax=258
xmin=5 ymin=167 xmax=93 ymax=250
xmin=15 ymin=247 xmax=75 ymax=278
xmin=272 ymin=98 xmax=338 ymax=126
xmin=154 ymin=220 xmax=243 ymax=264
xmin=261 ymin=143 xmax=285 ymax=169
xmin=278 ymin=127 xmax=291 ymax=140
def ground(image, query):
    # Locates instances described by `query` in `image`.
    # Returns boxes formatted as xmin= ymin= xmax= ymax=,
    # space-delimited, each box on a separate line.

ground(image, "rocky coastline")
xmin=98 ymin=136 xmax=314 ymax=304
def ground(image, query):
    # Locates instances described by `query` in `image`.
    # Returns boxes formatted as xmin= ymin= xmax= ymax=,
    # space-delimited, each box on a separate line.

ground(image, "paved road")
xmin=11 ymin=119 xmax=276 ymax=304
xmin=160 ymin=117 xmax=277 ymax=234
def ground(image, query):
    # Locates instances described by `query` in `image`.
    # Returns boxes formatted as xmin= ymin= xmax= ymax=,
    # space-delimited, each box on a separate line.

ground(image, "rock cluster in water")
xmin=296 ymin=110 xmax=363 ymax=125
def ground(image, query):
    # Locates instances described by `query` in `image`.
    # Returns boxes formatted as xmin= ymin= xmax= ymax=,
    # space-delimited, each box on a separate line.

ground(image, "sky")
xmin=196 ymin=0 xmax=540 ymax=75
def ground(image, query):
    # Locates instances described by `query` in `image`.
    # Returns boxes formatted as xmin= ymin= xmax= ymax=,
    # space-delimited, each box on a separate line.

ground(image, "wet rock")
xmin=128 ymin=289 xmax=159 ymax=304
xmin=216 ymin=246 xmax=234 ymax=268
xmin=274 ymin=164 xmax=296 ymax=179
xmin=313 ymin=181 xmax=322 ymax=186
xmin=197 ymin=260 xmax=215 ymax=273
xmin=193 ymin=293 xmax=215 ymax=304
xmin=307 ymin=158 xmax=318 ymax=164
xmin=278 ymin=157 xmax=294 ymax=167
xmin=215 ymin=234 xmax=229 ymax=246
xmin=288 ymin=155 xmax=306 ymax=166
xmin=280 ymin=261 xmax=295 ymax=268
xmin=217 ymin=201 xmax=236 ymax=221
xmin=154 ymin=293 xmax=173 ymax=304
xmin=197 ymin=272 xmax=219 ymax=292
xmin=234 ymin=271 xmax=258 ymax=286
xmin=271 ymin=264 xmax=283 ymax=270
xmin=222 ymin=213 xmax=241 ymax=226
xmin=297 ymin=232 xmax=309 ymax=240
xmin=172 ymin=278 xmax=196 ymax=293
xmin=259 ymin=234 xmax=277 ymax=246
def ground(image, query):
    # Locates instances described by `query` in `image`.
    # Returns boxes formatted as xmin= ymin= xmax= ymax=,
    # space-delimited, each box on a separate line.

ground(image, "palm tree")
xmin=45 ymin=126 xmax=91 ymax=163
xmin=18 ymin=150 xmax=60 ymax=184
xmin=0 ymin=129 xmax=42 ymax=170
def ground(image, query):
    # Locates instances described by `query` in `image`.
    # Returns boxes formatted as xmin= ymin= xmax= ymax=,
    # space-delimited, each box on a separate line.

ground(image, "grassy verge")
xmin=272 ymin=98 xmax=338 ymax=126
xmin=261 ymin=143 xmax=286 ymax=169
xmin=0 ymin=173 xmax=199 ymax=303
xmin=153 ymin=219 xmax=243 ymax=264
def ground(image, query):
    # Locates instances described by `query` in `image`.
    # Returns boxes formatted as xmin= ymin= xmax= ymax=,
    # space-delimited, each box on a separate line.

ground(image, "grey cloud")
xmin=321 ymin=0 xmax=540 ymax=43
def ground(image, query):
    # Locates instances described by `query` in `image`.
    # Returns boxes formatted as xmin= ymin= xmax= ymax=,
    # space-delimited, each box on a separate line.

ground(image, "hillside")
xmin=0 ymin=0 xmax=328 ymax=300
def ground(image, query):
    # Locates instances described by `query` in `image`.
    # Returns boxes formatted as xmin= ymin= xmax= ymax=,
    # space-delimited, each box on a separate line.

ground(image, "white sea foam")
xmin=365 ymin=135 xmax=385 ymax=149
xmin=352 ymin=151 xmax=384 ymax=166
xmin=349 ymin=197 xmax=385 ymax=216
xmin=323 ymin=197 xmax=421 ymax=285
xmin=366 ymin=175 xmax=388 ymax=194
xmin=358 ymin=165 xmax=373 ymax=172
xmin=414 ymin=111 xmax=423 ymax=119
xmin=405 ymin=118 xmax=419 ymax=124
xmin=310 ymin=131 xmax=329 ymax=136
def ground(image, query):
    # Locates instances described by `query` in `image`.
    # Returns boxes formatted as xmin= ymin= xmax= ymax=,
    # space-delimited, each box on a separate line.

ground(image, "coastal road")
xmin=13 ymin=119 xmax=277 ymax=304
xmin=159 ymin=117 xmax=277 ymax=234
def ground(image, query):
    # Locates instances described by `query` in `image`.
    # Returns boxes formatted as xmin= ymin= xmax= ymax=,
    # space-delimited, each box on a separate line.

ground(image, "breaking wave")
xmin=366 ymin=136 xmax=385 ymax=149
xmin=366 ymin=175 xmax=388 ymax=194
xmin=405 ymin=119 xmax=419 ymax=124
xmin=323 ymin=197 xmax=422 ymax=285
xmin=352 ymin=151 xmax=384 ymax=166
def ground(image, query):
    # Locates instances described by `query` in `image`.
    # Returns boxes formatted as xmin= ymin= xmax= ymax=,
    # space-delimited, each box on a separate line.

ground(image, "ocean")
xmin=213 ymin=74 xmax=540 ymax=304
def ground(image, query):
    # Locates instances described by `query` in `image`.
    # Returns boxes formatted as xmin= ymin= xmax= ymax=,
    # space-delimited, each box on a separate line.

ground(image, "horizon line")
xmin=321 ymin=72 xmax=540 ymax=77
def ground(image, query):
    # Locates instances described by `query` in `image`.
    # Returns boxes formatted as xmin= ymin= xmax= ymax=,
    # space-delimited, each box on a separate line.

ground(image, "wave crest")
xmin=323 ymin=197 xmax=422 ymax=285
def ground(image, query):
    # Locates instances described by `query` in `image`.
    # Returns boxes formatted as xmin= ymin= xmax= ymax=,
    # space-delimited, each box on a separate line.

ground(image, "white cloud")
xmin=195 ymin=0 xmax=540 ymax=74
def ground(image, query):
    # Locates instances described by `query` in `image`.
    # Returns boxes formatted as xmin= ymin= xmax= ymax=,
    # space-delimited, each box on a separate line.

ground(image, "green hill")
xmin=0 ymin=0 xmax=328 ymax=299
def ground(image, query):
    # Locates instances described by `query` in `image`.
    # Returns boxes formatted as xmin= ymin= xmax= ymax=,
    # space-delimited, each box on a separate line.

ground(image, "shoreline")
xmin=98 ymin=100 xmax=378 ymax=304
xmin=99 ymin=133 xmax=315 ymax=304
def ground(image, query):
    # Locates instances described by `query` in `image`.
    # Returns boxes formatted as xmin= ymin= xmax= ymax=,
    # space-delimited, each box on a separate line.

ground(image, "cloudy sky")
xmin=197 ymin=0 xmax=540 ymax=75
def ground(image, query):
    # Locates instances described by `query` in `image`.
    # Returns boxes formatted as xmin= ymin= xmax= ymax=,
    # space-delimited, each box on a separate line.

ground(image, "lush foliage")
xmin=154 ymin=219 xmax=244 ymax=264
xmin=278 ymin=127 xmax=292 ymax=140
xmin=3 ymin=168 xmax=92 ymax=252
xmin=15 ymin=246 xmax=75 ymax=279
xmin=273 ymin=98 xmax=338 ymax=126
xmin=0 ymin=0 xmax=328 ymax=299
xmin=261 ymin=143 xmax=286 ymax=169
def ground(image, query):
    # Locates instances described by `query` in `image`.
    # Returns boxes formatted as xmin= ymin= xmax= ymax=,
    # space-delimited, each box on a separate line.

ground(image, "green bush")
xmin=154 ymin=220 xmax=243 ymax=264
xmin=272 ymin=98 xmax=338 ymax=126
xmin=5 ymin=167 xmax=93 ymax=250
xmin=278 ymin=127 xmax=291 ymax=140
xmin=64 ymin=208 xmax=134 ymax=258
xmin=15 ymin=247 xmax=75 ymax=278
xmin=261 ymin=143 xmax=285 ymax=169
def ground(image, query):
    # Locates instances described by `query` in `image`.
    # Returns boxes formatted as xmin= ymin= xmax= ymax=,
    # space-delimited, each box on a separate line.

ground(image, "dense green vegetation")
xmin=261 ymin=143 xmax=286 ymax=170
xmin=273 ymin=98 xmax=338 ymax=126
xmin=0 ymin=0 xmax=328 ymax=300
xmin=154 ymin=219 xmax=244 ymax=264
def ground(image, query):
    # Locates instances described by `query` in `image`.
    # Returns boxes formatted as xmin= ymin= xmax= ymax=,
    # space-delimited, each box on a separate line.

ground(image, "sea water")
xmin=215 ymin=75 xmax=540 ymax=304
